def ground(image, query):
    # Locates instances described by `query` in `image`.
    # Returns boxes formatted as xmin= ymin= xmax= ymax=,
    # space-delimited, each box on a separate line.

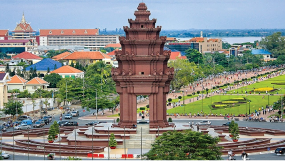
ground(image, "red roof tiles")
xmin=63 ymin=51 xmax=111 ymax=60
xmin=26 ymin=77 xmax=48 ymax=85
xmin=50 ymin=65 xmax=83 ymax=74
xmin=52 ymin=52 xmax=72 ymax=61
xmin=40 ymin=29 xmax=99 ymax=36
xmin=7 ymin=75 xmax=27 ymax=84
xmin=0 ymin=30 xmax=8 ymax=36
xmin=12 ymin=52 xmax=42 ymax=60
xmin=105 ymin=43 xmax=121 ymax=48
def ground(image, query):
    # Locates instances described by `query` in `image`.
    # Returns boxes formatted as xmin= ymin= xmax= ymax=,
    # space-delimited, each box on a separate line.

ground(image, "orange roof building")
xmin=169 ymin=51 xmax=187 ymax=61
xmin=7 ymin=75 xmax=27 ymax=92
xmin=25 ymin=77 xmax=49 ymax=93
xmin=104 ymin=43 xmax=121 ymax=49
xmin=0 ymin=30 xmax=8 ymax=40
xmin=50 ymin=65 xmax=84 ymax=78
xmin=12 ymin=51 xmax=42 ymax=64
xmin=184 ymin=36 xmax=222 ymax=54
xmin=62 ymin=51 xmax=113 ymax=66
xmin=51 ymin=52 xmax=72 ymax=61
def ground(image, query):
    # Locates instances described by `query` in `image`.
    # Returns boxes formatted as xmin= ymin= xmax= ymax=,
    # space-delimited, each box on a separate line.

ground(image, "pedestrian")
xmin=197 ymin=125 xmax=199 ymax=131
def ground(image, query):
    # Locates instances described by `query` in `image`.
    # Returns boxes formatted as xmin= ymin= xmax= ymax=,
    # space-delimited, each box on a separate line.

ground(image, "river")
xmin=176 ymin=37 xmax=263 ymax=44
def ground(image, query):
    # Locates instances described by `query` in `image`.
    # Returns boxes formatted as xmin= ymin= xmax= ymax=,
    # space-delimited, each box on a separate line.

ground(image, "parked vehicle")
xmin=0 ymin=125 xmax=7 ymax=132
xmin=38 ymin=118 xmax=49 ymax=125
xmin=275 ymin=147 xmax=285 ymax=155
xmin=43 ymin=116 xmax=53 ymax=122
xmin=71 ymin=111 xmax=79 ymax=117
xmin=85 ymin=121 xmax=99 ymax=126
xmin=63 ymin=121 xmax=78 ymax=126
xmin=17 ymin=115 xmax=31 ymax=121
xmin=33 ymin=121 xmax=45 ymax=128
xmin=195 ymin=121 xmax=211 ymax=125
xmin=223 ymin=122 xmax=231 ymax=126
xmin=14 ymin=124 xmax=31 ymax=130
xmin=57 ymin=121 xmax=69 ymax=127
xmin=64 ymin=114 xmax=72 ymax=119
xmin=21 ymin=119 xmax=33 ymax=125
xmin=1 ymin=152 xmax=10 ymax=159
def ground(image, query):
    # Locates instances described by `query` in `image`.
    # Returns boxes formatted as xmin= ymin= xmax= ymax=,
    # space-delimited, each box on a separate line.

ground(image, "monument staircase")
xmin=117 ymin=124 xmax=156 ymax=149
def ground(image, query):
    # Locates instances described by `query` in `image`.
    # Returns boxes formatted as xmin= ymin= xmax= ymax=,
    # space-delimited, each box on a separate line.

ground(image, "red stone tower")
xmin=112 ymin=2 xmax=174 ymax=128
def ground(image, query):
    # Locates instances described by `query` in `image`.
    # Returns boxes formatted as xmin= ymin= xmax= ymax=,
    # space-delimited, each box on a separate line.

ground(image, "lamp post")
xmin=249 ymin=100 xmax=251 ymax=114
xmin=96 ymin=89 xmax=98 ymax=120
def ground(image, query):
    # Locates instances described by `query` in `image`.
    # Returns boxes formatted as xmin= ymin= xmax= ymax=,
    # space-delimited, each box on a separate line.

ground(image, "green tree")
xmin=185 ymin=48 xmax=203 ymax=65
xmin=2 ymin=100 xmax=24 ymax=116
xmin=222 ymin=42 xmax=231 ymax=49
xmin=260 ymin=32 xmax=285 ymax=57
xmin=47 ymin=67 xmax=50 ymax=73
xmin=44 ymin=73 xmax=62 ymax=88
xmin=144 ymin=130 xmax=221 ymax=160
xmin=48 ymin=125 xmax=56 ymax=140
xmin=5 ymin=64 xmax=9 ymax=73
xmin=109 ymin=133 xmax=117 ymax=147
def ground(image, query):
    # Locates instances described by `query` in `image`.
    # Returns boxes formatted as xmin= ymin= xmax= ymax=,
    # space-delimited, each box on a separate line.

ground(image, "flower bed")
xmin=221 ymin=101 xmax=239 ymax=104
xmin=254 ymin=87 xmax=274 ymax=92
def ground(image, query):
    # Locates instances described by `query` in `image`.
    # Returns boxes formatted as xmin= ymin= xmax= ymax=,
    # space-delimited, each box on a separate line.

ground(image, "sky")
xmin=1 ymin=0 xmax=285 ymax=31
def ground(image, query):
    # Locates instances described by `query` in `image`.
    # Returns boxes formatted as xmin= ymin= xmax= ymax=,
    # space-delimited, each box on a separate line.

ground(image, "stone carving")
xmin=122 ymin=69 xmax=126 ymax=76
xmin=166 ymin=67 xmax=174 ymax=75
xmin=129 ymin=68 xmax=133 ymax=76
xmin=163 ymin=50 xmax=171 ymax=56
xmin=119 ymin=36 xmax=126 ymax=41
xmin=159 ymin=69 xmax=163 ymax=75
xmin=125 ymin=51 xmax=130 ymax=55
xmin=153 ymin=69 xmax=157 ymax=75
xmin=160 ymin=36 xmax=166 ymax=41
xmin=111 ymin=68 xmax=120 ymax=76
xmin=156 ymin=51 xmax=160 ymax=56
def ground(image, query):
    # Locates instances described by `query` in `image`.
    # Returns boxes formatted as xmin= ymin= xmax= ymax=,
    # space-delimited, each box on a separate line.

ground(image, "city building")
xmin=49 ymin=65 xmax=84 ymax=78
xmin=0 ymin=40 xmax=34 ymax=53
xmin=11 ymin=13 xmax=36 ymax=41
xmin=51 ymin=51 xmax=72 ymax=61
xmin=7 ymin=75 xmax=27 ymax=92
xmin=104 ymin=43 xmax=121 ymax=49
xmin=25 ymin=77 xmax=49 ymax=93
xmin=0 ymin=72 xmax=9 ymax=109
xmin=61 ymin=51 xmax=112 ymax=66
xmin=186 ymin=37 xmax=222 ymax=54
xmin=169 ymin=51 xmax=187 ymax=61
xmin=252 ymin=49 xmax=276 ymax=62
xmin=39 ymin=29 xmax=119 ymax=50
xmin=25 ymin=58 xmax=62 ymax=76
xmin=0 ymin=30 xmax=8 ymax=40
xmin=12 ymin=51 xmax=42 ymax=64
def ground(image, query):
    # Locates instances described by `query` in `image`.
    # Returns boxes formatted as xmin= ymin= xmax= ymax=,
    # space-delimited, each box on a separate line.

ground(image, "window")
xmin=23 ymin=86 xmax=26 ymax=89
xmin=141 ymin=25 xmax=144 ymax=28
xmin=139 ymin=72 xmax=144 ymax=75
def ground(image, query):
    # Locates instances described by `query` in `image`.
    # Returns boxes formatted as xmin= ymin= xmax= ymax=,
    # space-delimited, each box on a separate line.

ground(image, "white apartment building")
xmin=39 ymin=29 xmax=119 ymax=51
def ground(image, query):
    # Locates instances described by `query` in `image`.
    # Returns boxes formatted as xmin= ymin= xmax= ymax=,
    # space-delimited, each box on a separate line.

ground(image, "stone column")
xmin=0 ymin=85 xmax=4 ymax=109
xmin=119 ymin=88 xmax=137 ymax=128
xmin=3 ymin=85 xmax=8 ymax=103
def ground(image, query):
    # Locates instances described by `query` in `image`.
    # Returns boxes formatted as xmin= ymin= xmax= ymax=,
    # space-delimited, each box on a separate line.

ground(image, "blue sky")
xmin=1 ymin=0 xmax=284 ymax=30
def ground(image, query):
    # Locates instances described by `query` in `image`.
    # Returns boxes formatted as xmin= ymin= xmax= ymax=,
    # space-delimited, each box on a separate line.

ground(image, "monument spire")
xmin=21 ymin=12 xmax=26 ymax=24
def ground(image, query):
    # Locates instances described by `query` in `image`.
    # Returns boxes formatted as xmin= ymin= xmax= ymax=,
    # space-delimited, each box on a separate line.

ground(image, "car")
xmin=71 ymin=111 xmax=79 ymax=117
xmin=57 ymin=121 xmax=69 ymax=127
xmin=1 ymin=152 xmax=10 ymax=159
xmin=0 ymin=125 xmax=7 ymax=132
xmin=63 ymin=121 xmax=78 ymax=126
xmin=85 ymin=121 xmax=99 ymax=126
xmin=17 ymin=115 xmax=31 ymax=121
xmin=64 ymin=114 xmax=72 ymax=119
xmin=14 ymin=124 xmax=31 ymax=130
xmin=33 ymin=121 xmax=45 ymax=128
xmin=38 ymin=118 xmax=49 ymax=125
xmin=195 ymin=121 xmax=211 ymax=125
xmin=223 ymin=122 xmax=231 ymax=126
xmin=43 ymin=115 xmax=53 ymax=122
xmin=275 ymin=147 xmax=285 ymax=155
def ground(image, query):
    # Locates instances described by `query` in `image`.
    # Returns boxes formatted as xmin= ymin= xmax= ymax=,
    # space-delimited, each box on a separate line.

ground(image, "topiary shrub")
xmin=140 ymin=107 xmax=146 ymax=110
xmin=116 ymin=118 xmax=120 ymax=123
xmin=168 ymin=117 xmax=172 ymax=122
xmin=178 ymin=96 xmax=182 ymax=99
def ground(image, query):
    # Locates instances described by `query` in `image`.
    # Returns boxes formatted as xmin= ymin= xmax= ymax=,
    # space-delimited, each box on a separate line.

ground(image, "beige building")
xmin=187 ymin=37 xmax=222 ymax=54
xmin=7 ymin=75 xmax=27 ymax=92
xmin=0 ymin=72 xmax=10 ymax=109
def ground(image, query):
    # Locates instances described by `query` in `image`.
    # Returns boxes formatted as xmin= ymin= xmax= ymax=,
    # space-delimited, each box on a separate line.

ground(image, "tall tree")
xmin=260 ymin=32 xmax=285 ymax=57
xmin=44 ymin=73 xmax=62 ymax=88
xmin=3 ymin=100 xmax=24 ymax=116
xmin=185 ymin=48 xmax=204 ymax=65
xmin=144 ymin=130 xmax=222 ymax=160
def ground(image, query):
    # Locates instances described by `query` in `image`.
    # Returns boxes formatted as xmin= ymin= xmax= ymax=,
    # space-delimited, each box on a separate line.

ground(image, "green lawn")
xmin=167 ymin=95 xmax=280 ymax=116
xmin=227 ymin=74 xmax=285 ymax=95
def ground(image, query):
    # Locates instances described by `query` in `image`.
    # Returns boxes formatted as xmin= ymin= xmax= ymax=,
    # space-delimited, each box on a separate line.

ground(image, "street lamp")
xmin=65 ymin=80 xmax=73 ymax=106
xmin=248 ymin=100 xmax=251 ymax=114
xmin=96 ymin=89 xmax=98 ymax=120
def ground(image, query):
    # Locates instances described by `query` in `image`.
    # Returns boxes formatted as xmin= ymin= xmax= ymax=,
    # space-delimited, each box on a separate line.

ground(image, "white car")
xmin=14 ymin=124 xmax=31 ymax=130
xmin=1 ymin=152 xmax=10 ymax=159
xmin=195 ymin=121 xmax=211 ymax=125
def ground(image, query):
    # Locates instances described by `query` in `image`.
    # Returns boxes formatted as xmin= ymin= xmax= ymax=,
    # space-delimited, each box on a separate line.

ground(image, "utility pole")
xmin=96 ymin=89 xmax=98 ymax=120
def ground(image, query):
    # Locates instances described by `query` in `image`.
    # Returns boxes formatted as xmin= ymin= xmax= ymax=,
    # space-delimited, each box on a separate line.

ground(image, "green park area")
xmin=167 ymin=95 xmax=280 ymax=116
xmin=167 ymin=73 xmax=285 ymax=116
xmin=228 ymin=74 xmax=285 ymax=95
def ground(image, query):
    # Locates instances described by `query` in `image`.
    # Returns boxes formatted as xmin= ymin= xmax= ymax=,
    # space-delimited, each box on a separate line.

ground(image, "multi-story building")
xmin=186 ymin=37 xmax=222 ymax=54
xmin=39 ymin=29 xmax=119 ymax=51
xmin=11 ymin=13 xmax=36 ymax=41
